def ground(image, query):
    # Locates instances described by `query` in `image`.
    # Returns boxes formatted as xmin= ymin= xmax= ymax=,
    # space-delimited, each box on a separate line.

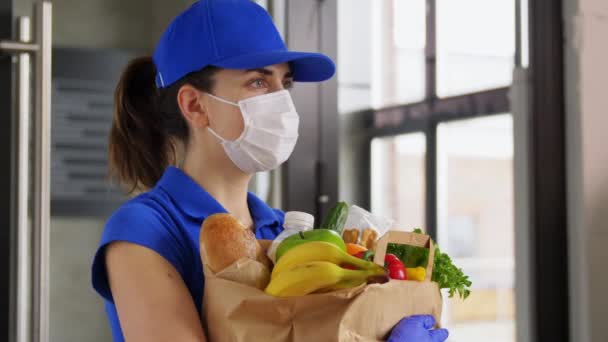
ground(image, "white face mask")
xmin=206 ymin=89 xmax=300 ymax=174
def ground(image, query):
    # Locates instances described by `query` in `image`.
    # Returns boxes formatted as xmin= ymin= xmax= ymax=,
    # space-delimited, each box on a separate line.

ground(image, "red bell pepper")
xmin=385 ymin=253 xmax=408 ymax=280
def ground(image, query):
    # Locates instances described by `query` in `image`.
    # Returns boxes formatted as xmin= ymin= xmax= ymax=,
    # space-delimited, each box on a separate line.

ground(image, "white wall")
xmin=14 ymin=0 xmax=194 ymax=51
xmin=49 ymin=218 xmax=109 ymax=342
xmin=563 ymin=0 xmax=608 ymax=341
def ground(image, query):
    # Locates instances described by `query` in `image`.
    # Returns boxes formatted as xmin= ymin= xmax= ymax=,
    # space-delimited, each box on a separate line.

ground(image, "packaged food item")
xmin=266 ymin=211 xmax=315 ymax=264
xmin=360 ymin=228 xmax=379 ymax=249
xmin=342 ymin=205 xmax=395 ymax=250
xmin=341 ymin=229 xmax=359 ymax=245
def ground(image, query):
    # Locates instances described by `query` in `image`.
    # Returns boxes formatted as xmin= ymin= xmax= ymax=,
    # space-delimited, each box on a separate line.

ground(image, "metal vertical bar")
xmin=528 ymin=0 xmax=569 ymax=341
xmin=270 ymin=0 xmax=286 ymax=39
xmin=425 ymin=0 xmax=437 ymax=101
xmin=362 ymin=134 xmax=372 ymax=211
xmin=282 ymin=0 xmax=321 ymax=217
xmin=32 ymin=2 xmax=52 ymax=342
xmin=316 ymin=0 xmax=325 ymax=220
xmin=425 ymin=123 xmax=437 ymax=240
xmin=267 ymin=0 xmax=286 ymax=209
xmin=511 ymin=66 xmax=534 ymax=342
xmin=515 ymin=0 xmax=522 ymax=67
xmin=0 ymin=3 xmax=51 ymax=342
xmin=316 ymin=0 xmax=338 ymax=221
xmin=425 ymin=0 xmax=438 ymax=238
xmin=14 ymin=15 xmax=32 ymax=342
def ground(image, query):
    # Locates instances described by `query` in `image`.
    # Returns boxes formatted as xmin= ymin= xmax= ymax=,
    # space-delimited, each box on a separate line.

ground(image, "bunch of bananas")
xmin=265 ymin=241 xmax=387 ymax=297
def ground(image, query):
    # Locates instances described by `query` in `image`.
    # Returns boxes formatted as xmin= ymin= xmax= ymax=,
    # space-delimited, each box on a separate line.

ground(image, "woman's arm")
xmin=106 ymin=241 xmax=206 ymax=342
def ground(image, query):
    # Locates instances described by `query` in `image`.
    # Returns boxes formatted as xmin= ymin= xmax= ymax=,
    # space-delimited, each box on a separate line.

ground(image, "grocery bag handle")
xmin=373 ymin=231 xmax=435 ymax=282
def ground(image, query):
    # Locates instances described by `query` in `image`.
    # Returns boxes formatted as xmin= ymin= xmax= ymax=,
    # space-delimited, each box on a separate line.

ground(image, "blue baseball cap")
xmin=153 ymin=0 xmax=336 ymax=88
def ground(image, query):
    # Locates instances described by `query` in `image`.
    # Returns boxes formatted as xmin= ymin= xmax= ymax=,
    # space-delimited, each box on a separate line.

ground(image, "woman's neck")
xmin=181 ymin=146 xmax=254 ymax=229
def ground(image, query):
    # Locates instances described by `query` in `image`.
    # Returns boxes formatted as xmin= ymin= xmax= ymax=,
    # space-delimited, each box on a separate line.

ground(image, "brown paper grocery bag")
xmin=201 ymin=232 xmax=442 ymax=342
xmin=373 ymin=231 xmax=435 ymax=282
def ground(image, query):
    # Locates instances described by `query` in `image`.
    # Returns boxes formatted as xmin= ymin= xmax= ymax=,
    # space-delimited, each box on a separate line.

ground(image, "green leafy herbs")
xmin=432 ymin=246 xmax=472 ymax=299
xmin=386 ymin=229 xmax=472 ymax=300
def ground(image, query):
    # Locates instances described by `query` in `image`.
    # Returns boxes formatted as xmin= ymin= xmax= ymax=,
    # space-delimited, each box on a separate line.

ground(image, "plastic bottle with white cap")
xmin=283 ymin=211 xmax=315 ymax=231
xmin=267 ymin=211 xmax=315 ymax=264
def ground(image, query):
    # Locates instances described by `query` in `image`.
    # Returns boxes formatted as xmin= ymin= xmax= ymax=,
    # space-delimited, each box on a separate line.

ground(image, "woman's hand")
xmin=388 ymin=315 xmax=449 ymax=342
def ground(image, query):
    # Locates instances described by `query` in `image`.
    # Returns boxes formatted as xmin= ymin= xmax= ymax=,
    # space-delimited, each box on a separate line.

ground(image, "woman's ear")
xmin=177 ymin=84 xmax=209 ymax=129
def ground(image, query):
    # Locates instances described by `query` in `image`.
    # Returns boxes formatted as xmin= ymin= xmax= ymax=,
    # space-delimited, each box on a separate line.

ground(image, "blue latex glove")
xmin=387 ymin=315 xmax=449 ymax=342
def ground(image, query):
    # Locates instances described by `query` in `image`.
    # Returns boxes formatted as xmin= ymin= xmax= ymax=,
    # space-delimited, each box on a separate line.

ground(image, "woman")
xmin=91 ymin=1 xmax=449 ymax=341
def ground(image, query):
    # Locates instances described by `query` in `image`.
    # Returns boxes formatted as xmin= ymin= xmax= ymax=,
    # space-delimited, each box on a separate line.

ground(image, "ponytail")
xmin=109 ymin=56 xmax=219 ymax=193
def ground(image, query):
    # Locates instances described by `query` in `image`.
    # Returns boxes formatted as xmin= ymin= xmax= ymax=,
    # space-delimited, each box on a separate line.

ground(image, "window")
xmin=436 ymin=0 xmax=515 ymax=97
xmin=351 ymin=1 xmax=518 ymax=340
xmin=253 ymin=0 xmax=268 ymax=9
xmin=371 ymin=133 xmax=426 ymax=230
xmin=338 ymin=0 xmax=426 ymax=114
xmin=437 ymin=114 xmax=515 ymax=341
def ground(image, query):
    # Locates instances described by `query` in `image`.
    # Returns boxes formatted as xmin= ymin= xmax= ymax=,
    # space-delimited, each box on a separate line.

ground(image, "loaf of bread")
xmin=199 ymin=213 xmax=270 ymax=273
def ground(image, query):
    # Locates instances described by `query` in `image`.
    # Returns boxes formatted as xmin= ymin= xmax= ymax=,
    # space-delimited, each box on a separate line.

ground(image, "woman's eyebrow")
xmin=244 ymin=68 xmax=294 ymax=79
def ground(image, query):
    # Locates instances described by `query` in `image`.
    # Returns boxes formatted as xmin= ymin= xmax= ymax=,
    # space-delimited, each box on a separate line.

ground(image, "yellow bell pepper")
xmin=406 ymin=267 xmax=426 ymax=281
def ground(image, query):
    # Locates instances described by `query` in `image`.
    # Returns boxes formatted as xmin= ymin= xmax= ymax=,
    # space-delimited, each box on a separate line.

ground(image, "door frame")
xmin=0 ymin=0 xmax=14 ymax=337
xmin=528 ymin=0 xmax=569 ymax=341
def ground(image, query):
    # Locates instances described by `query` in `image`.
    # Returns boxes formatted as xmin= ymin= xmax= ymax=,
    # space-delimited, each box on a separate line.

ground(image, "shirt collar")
xmin=247 ymin=190 xmax=282 ymax=231
xmin=156 ymin=167 xmax=281 ymax=232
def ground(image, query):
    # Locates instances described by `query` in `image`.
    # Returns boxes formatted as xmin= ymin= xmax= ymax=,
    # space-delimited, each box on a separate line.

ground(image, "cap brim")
xmin=211 ymin=50 xmax=335 ymax=82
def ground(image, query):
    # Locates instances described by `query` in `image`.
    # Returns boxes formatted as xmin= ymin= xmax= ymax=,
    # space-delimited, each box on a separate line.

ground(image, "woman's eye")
xmin=250 ymin=79 xmax=267 ymax=88
xmin=283 ymin=80 xmax=294 ymax=89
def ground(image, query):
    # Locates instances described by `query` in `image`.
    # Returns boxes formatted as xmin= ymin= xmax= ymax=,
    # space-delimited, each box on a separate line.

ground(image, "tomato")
xmin=342 ymin=264 xmax=358 ymax=270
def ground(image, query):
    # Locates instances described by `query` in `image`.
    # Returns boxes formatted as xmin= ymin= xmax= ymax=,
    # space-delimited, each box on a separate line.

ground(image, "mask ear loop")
xmin=206 ymin=92 xmax=239 ymax=107
xmin=205 ymin=92 xmax=253 ymax=145
xmin=205 ymin=92 xmax=241 ymax=143
xmin=207 ymin=126 xmax=227 ymax=143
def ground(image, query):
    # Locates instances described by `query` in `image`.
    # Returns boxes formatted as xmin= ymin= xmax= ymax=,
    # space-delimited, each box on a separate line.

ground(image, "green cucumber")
xmin=319 ymin=201 xmax=349 ymax=235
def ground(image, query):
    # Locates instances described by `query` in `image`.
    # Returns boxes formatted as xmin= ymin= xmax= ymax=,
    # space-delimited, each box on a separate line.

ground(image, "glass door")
xmin=41 ymin=2 xmax=189 ymax=341
xmin=2 ymin=2 xmax=52 ymax=341
xmin=5 ymin=1 xmax=200 ymax=341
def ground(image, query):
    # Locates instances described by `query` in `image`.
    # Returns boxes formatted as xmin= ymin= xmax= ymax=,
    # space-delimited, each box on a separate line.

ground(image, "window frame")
xmin=355 ymin=0 xmax=569 ymax=341
xmin=358 ymin=0 xmax=512 ymax=238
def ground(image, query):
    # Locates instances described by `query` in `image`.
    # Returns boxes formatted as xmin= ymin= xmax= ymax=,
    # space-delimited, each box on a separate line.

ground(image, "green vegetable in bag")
xmin=386 ymin=228 xmax=472 ymax=300
xmin=319 ymin=201 xmax=349 ymax=235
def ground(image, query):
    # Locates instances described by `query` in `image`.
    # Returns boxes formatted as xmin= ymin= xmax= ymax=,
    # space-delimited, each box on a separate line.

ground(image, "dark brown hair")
xmin=108 ymin=56 xmax=220 ymax=193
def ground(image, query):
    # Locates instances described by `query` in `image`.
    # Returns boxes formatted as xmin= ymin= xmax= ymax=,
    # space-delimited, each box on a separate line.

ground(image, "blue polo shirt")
xmin=91 ymin=166 xmax=284 ymax=341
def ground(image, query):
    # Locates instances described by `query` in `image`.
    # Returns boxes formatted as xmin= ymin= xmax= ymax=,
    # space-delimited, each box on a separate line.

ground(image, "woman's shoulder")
xmin=102 ymin=188 xmax=182 ymax=243
xmin=106 ymin=188 xmax=172 ymax=225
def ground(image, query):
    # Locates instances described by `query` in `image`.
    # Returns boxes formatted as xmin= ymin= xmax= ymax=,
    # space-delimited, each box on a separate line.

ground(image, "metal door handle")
xmin=0 ymin=2 xmax=53 ymax=342
xmin=12 ymin=15 xmax=33 ymax=342
xmin=32 ymin=3 xmax=53 ymax=342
